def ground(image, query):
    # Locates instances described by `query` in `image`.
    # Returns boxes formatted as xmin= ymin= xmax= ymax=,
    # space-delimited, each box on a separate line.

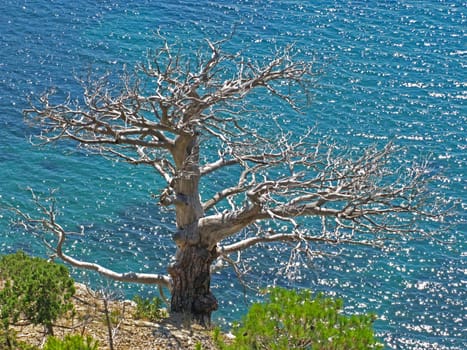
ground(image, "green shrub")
xmin=0 ymin=251 xmax=75 ymax=335
xmin=0 ymin=279 xmax=20 ymax=331
xmin=216 ymin=287 xmax=383 ymax=350
xmin=43 ymin=334 xmax=99 ymax=350
xmin=132 ymin=295 xmax=167 ymax=321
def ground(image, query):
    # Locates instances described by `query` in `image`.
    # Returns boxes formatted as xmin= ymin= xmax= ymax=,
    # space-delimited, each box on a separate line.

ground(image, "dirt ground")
xmin=13 ymin=283 xmax=219 ymax=350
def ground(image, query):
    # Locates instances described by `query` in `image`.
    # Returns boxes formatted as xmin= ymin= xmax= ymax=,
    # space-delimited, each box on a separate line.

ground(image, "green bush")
xmin=43 ymin=334 xmax=99 ymax=350
xmin=216 ymin=287 xmax=383 ymax=350
xmin=132 ymin=295 xmax=167 ymax=322
xmin=0 ymin=279 xmax=20 ymax=331
xmin=0 ymin=251 xmax=75 ymax=335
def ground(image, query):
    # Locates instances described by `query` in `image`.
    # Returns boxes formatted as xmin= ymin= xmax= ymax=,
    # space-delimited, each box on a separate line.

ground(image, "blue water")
xmin=0 ymin=1 xmax=465 ymax=348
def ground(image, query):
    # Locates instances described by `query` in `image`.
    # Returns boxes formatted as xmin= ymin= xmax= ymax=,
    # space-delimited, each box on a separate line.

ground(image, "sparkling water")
xmin=0 ymin=1 xmax=465 ymax=348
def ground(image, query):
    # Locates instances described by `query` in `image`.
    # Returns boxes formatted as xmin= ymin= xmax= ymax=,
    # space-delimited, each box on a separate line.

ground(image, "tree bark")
xmin=168 ymin=244 xmax=218 ymax=325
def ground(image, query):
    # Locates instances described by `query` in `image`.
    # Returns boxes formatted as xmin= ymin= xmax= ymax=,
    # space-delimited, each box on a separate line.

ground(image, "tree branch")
xmin=11 ymin=190 xmax=172 ymax=290
xmin=199 ymin=142 xmax=452 ymax=248
xmin=218 ymin=231 xmax=381 ymax=256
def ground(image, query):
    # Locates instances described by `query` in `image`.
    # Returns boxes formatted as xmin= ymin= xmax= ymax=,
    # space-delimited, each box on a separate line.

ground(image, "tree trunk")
xmin=168 ymin=132 xmax=218 ymax=325
xmin=168 ymin=243 xmax=218 ymax=325
xmin=45 ymin=323 xmax=54 ymax=336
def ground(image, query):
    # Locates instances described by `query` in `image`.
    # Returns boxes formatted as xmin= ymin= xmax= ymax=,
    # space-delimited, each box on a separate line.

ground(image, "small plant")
xmin=132 ymin=295 xmax=167 ymax=322
xmin=215 ymin=287 xmax=383 ymax=350
xmin=43 ymin=334 xmax=99 ymax=350
xmin=0 ymin=251 xmax=75 ymax=335
xmin=107 ymin=309 xmax=122 ymax=328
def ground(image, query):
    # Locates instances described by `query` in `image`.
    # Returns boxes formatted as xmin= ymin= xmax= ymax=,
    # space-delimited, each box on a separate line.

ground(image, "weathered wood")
xmin=168 ymin=244 xmax=218 ymax=325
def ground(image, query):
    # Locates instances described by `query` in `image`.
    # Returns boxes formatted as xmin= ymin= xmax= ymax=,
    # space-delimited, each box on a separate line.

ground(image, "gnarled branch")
xmin=218 ymin=231 xmax=381 ymax=256
xmin=200 ymin=143 xmax=452 ymax=248
xmin=11 ymin=190 xmax=172 ymax=290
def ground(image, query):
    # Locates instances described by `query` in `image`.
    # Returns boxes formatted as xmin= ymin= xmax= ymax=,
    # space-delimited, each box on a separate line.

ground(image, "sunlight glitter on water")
xmin=0 ymin=1 xmax=465 ymax=349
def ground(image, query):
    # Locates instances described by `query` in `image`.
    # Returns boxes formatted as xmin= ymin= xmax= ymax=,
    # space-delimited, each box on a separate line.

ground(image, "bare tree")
xmin=21 ymin=37 xmax=449 ymax=325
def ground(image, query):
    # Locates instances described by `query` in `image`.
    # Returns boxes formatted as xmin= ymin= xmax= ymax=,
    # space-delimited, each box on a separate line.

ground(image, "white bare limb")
xmin=12 ymin=190 xmax=172 ymax=290
xmin=199 ymin=142 xmax=451 ymax=248
xmin=218 ymin=231 xmax=380 ymax=256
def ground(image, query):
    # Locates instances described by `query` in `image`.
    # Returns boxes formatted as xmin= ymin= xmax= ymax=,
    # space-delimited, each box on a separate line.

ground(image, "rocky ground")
xmin=13 ymin=283 xmax=220 ymax=350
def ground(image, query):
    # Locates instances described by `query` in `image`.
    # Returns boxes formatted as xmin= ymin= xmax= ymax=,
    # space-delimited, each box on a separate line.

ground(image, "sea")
xmin=0 ymin=1 xmax=465 ymax=349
